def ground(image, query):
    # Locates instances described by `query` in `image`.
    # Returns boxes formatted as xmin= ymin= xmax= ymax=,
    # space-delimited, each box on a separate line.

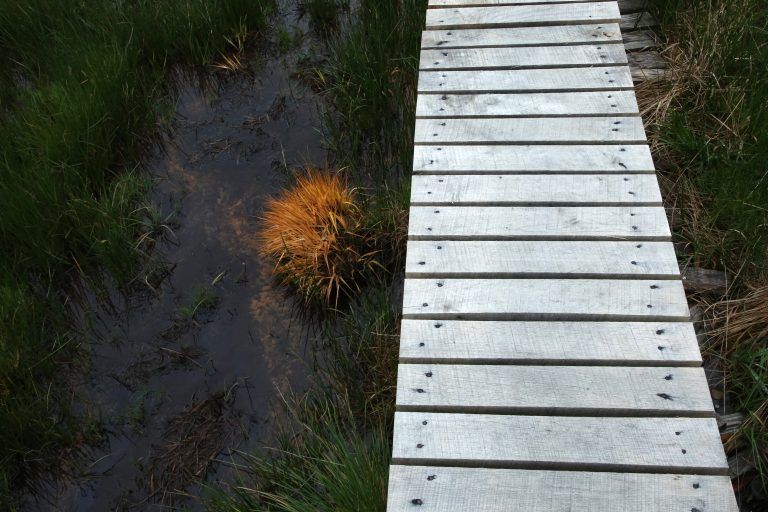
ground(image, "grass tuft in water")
xmin=206 ymin=394 xmax=390 ymax=512
xmin=259 ymin=169 xmax=384 ymax=306
xmin=206 ymin=287 xmax=400 ymax=512
xmin=317 ymin=0 xmax=427 ymax=184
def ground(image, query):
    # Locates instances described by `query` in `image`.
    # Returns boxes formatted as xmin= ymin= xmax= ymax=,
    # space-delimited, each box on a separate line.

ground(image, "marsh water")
xmin=27 ymin=23 xmax=325 ymax=512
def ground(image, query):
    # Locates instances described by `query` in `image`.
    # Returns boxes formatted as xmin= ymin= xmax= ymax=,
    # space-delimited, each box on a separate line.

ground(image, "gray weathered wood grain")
xmin=416 ymin=91 xmax=639 ymax=117
xmin=621 ymin=11 xmax=657 ymax=30
xmin=408 ymin=206 xmax=671 ymax=240
xmin=428 ymin=0 xmax=610 ymax=5
xmin=419 ymin=66 xmax=633 ymax=92
xmin=623 ymin=29 xmax=658 ymax=50
xmin=399 ymin=319 xmax=702 ymax=365
xmin=402 ymin=278 xmax=690 ymax=320
xmin=420 ymin=44 xmax=627 ymax=70
xmin=386 ymin=466 xmax=739 ymax=512
xmin=392 ymin=412 xmax=728 ymax=473
xmin=415 ymin=117 xmax=646 ymax=144
xmin=404 ymin=240 xmax=678 ymax=278
xmin=413 ymin=144 xmax=655 ymax=173
xmin=396 ymin=364 xmax=713 ymax=416
xmin=428 ymin=0 xmax=647 ymax=12
xmin=410 ymin=174 xmax=661 ymax=205
xmin=421 ymin=24 xmax=622 ymax=49
xmin=426 ymin=3 xmax=621 ymax=29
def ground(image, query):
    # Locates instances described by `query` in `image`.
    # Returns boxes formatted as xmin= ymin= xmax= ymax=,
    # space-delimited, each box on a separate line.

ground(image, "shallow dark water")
xmin=28 ymin=32 xmax=325 ymax=512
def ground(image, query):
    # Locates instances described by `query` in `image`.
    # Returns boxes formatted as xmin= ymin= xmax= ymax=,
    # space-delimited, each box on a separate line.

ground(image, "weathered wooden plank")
xmin=623 ymin=29 xmax=658 ymax=50
xmin=408 ymin=206 xmax=671 ymax=241
xmin=621 ymin=11 xmax=657 ymax=30
xmin=392 ymin=412 xmax=728 ymax=473
xmin=399 ymin=319 xmax=702 ymax=365
xmin=420 ymin=44 xmax=627 ymax=70
xmin=387 ymin=466 xmax=739 ymax=512
xmin=629 ymin=51 xmax=668 ymax=82
xmin=428 ymin=0 xmax=649 ymax=13
xmin=413 ymin=144 xmax=655 ymax=173
xmin=421 ymin=24 xmax=622 ymax=49
xmin=405 ymin=240 xmax=678 ymax=278
xmin=416 ymin=91 xmax=638 ymax=117
xmin=428 ymin=0 xmax=606 ymax=5
xmin=426 ymin=3 xmax=621 ymax=30
xmin=419 ymin=67 xmax=633 ymax=93
xmin=415 ymin=117 xmax=646 ymax=144
xmin=632 ymin=66 xmax=667 ymax=82
xmin=402 ymin=278 xmax=690 ymax=320
xmin=397 ymin=364 xmax=713 ymax=416
xmin=410 ymin=175 xmax=661 ymax=205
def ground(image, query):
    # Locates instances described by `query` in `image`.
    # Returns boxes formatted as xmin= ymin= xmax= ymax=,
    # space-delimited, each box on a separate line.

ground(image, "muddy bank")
xmin=28 ymin=34 xmax=325 ymax=512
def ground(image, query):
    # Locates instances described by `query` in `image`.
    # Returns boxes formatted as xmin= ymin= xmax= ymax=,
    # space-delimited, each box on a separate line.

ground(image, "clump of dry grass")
xmin=637 ymin=0 xmax=754 ymax=153
xmin=146 ymin=392 xmax=236 ymax=506
xmin=259 ymin=169 xmax=381 ymax=306
xmin=706 ymin=284 xmax=768 ymax=358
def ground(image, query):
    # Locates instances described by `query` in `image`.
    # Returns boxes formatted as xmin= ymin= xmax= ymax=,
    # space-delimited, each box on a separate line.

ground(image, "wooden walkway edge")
xmin=386 ymin=1 xmax=739 ymax=510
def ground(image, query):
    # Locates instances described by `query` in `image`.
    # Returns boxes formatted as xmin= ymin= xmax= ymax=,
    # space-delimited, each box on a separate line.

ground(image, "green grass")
xmin=205 ymin=286 xmax=399 ymax=512
xmin=650 ymin=0 xmax=768 ymax=497
xmin=651 ymin=0 xmax=768 ymax=278
xmin=0 ymin=0 xmax=275 ymax=505
xmin=206 ymin=395 xmax=391 ymax=512
xmin=318 ymin=0 xmax=427 ymax=184
xmin=207 ymin=3 xmax=426 ymax=507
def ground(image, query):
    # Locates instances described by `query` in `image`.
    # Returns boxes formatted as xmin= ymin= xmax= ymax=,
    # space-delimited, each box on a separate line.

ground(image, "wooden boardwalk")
xmin=387 ymin=1 xmax=739 ymax=510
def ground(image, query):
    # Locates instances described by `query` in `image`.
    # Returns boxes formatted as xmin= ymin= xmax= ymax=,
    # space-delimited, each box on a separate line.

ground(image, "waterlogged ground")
xmin=28 ymin=29 xmax=325 ymax=512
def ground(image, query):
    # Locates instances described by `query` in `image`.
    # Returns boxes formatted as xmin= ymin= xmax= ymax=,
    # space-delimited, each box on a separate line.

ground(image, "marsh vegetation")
xmin=642 ymin=0 xmax=768 ymax=502
xmin=7 ymin=0 xmax=764 ymax=509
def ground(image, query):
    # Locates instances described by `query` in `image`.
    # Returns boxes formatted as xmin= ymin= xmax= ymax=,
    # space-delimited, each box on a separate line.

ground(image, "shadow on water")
xmin=28 ymin=21 xmax=326 ymax=512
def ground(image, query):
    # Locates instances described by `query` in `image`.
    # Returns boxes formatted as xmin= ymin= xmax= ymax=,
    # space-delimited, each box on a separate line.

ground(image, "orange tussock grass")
xmin=259 ymin=169 xmax=379 ymax=305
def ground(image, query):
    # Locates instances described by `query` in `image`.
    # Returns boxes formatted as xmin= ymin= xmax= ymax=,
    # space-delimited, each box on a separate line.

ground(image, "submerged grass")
xmin=0 ymin=0 xmax=275 ymax=505
xmin=646 ymin=0 xmax=768 ymax=498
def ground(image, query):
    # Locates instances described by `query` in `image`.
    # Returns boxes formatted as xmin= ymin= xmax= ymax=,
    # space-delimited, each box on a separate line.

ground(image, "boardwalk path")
xmin=386 ymin=1 xmax=739 ymax=510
